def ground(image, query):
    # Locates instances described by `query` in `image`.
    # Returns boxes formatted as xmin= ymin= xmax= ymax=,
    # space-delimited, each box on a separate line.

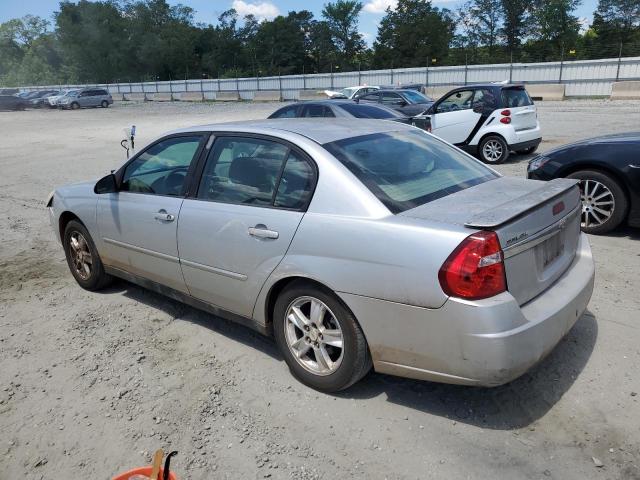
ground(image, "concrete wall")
xmin=610 ymin=81 xmax=640 ymax=99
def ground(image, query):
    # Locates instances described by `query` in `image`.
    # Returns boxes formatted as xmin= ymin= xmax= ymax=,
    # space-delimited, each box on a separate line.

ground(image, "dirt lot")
xmin=1 ymin=100 xmax=639 ymax=480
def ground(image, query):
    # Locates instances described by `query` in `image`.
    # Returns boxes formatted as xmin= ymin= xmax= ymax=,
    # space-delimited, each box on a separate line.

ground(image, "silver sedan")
xmin=48 ymin=119 xmax=595 ymax=392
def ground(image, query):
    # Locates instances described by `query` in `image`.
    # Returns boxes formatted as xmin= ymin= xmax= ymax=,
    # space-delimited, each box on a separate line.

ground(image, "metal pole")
xmin=425 ymin=66 xmax=428 ymax=87
xmin=559 ymin=42 xmax=564 ymax=83
xmin=358 ymin=63 xmax=361 ymax=85
xmin=257 ymin=72 xmax=260 ymax=91
xmin=200 ymin=78 xmax=204 ymax=100
xmin=390 ymin=68 xmax=394 ymax=85
xmin=509 ymin=51 xmax=513 ymax=83
xmin=464 ymin=53 xmax=468 ymax=85
xmin=330 ymin=64 xmax=334 ymax=89
xmin=303 ymin=65 xmax=306 ymax=90
xmin=278 ymin=69 xmax=282 ymax=98
xmin=615 ymin=43 xmax=623 ymax=82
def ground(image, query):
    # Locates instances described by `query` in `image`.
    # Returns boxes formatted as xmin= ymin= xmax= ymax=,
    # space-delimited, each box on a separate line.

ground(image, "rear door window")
xmin=302 ymin=104 xmax=335 ymax=117
xmin=270 ymin=105 xmax=299 ymax=118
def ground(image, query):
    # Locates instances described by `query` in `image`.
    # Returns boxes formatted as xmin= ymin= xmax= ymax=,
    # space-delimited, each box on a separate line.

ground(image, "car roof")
xmin=171 ymin=119 xmax=412 ymax=144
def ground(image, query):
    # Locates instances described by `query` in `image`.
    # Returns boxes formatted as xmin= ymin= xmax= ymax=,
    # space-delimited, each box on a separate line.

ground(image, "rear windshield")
xmin=501 ymin=87 xmax=533 ymax=107
xmin=339 ymin=103 xmax=399 ymax=119
xmin=324 ymin=130 xmax=498 ymax=214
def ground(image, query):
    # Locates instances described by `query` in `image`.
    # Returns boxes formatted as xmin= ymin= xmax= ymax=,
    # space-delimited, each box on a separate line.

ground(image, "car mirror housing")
xmin=94 ymin=173 xmax=118 ymax=194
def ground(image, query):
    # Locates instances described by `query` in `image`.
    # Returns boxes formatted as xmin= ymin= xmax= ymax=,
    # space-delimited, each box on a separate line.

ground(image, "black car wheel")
xmin=273 ymin=280 xmax=372 ymax=392
xmin=478 ymin=135 xmax=509 ymax=164
xmin=568 ymin=170 xmax=628 ymax=234
xmin=63 ymin=220 xmax=112 ymax=290
xmin=70 ymin=102 xmax=80 ymax=110
xmin=101 ymin=100 xmax=109 ymax=108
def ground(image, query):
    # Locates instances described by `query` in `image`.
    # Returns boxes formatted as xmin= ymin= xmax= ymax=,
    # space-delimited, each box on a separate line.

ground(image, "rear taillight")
xmin=500 ymin=117 xmax=511 ymax=124
xmin=438 ymin=231 xmax=506 ymax=300
xmin=501 ymin=109 xmax=511 ymax=116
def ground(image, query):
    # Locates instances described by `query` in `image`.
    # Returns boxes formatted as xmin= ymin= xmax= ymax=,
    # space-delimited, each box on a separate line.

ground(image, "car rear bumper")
xmin=339 ymin=233 xmax=594 ymax=386
xmin=510 ymin=137 xmax=541 ymax=151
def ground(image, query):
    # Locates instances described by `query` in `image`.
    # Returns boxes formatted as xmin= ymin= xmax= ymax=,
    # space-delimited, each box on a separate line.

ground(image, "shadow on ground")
xmin=103 ymin=280 xmax=597 ymax=431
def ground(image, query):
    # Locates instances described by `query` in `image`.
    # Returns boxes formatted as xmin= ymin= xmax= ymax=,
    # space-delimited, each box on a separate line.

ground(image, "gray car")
xmin=47 ymin=120 xmax=594 ymax=392
xmin=58 ymin=88 xmax=113 ymax=109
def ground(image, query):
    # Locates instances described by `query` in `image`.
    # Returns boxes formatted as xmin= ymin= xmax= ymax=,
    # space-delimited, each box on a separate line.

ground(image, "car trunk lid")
xmin=400 ymin=177 xmax=581 ymax=305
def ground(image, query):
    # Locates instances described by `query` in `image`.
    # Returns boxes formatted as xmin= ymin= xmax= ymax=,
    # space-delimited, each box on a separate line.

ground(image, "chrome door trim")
xmin=180 ymin=258 xmax=248 ymax=281
xmin=502 ymin=205 xmax=580 ymax=259
xmin=103 ymin=237 xmax=179 ymax=263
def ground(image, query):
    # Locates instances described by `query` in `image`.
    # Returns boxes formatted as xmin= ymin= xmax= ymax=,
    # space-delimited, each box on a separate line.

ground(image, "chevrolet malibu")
xmin=48 ymin=120 xmax=595 ymax=392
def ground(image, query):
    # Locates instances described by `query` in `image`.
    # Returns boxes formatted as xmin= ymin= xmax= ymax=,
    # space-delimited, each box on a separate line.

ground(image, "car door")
xmin=380 ymin=91 xmax=406 ymax=113
xmin=429 ymin=89 xmax=481 ymax=144
xmin=96 ymin=133 xmax=207 ymax=292
xmin=177 ymin=135 xmax=316 ymax=318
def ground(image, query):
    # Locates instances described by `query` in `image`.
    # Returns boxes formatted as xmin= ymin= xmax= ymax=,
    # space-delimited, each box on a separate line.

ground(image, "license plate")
xmin=541 ymin=233 xmax=564 ymax=268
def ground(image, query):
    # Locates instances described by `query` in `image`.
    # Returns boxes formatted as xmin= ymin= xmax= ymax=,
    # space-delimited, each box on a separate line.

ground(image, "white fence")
xmin=21 ymin=55 xmax=640 ymax=99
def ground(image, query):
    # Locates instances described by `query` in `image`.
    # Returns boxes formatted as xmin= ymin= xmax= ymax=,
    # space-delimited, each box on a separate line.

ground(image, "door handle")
xmin=248 ymin=225 xmax=279 ymax=239
xmin=154 ymin=209 xmax=175 ymax=222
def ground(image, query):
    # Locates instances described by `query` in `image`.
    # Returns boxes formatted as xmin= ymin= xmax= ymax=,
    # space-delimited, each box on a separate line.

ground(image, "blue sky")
xmin=1 ymin=0 xmax=599 ymax=44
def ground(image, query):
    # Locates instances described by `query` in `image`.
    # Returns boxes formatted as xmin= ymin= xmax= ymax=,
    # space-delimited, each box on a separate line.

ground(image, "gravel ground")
xmin=1 ymin=100 xmax=639 ymax=480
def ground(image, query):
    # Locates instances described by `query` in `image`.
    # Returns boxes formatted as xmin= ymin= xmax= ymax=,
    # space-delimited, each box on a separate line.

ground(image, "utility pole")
xmin=615 ymin=42 xmax=623 ymax=82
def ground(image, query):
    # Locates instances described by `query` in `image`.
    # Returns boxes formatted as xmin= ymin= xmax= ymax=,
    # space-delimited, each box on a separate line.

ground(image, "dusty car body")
xmin=48 ymin=119 xmax=594 ymax=391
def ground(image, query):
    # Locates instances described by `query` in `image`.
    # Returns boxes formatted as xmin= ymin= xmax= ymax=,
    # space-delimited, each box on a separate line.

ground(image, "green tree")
xmin=501 ymin=0 xmax=529 ymax=55
xmin=373 ymin=0 xmax=455 ymax=68
xmin=467 ymin=0 xmax=503 ymax=57
xmin=528 ymin=0 xmax=582 ymax=57
xmin=591 ymin=0 xmax=640 ymax=53
xmin=322 ymin=1 xmax=365 ymax=69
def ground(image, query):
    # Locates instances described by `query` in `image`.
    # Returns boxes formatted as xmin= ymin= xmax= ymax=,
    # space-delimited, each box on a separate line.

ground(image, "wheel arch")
xmin=559 ymin=163 xmax=631 ymax=207
xmin=59 ymin=211 xmax=84 ymax=242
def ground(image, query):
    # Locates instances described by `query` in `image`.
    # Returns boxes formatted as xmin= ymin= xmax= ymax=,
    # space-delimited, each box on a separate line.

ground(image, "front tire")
xmin=273 ymin=281 xmax=371 ymax=392
xmin=478 ymin=135 xmax=509 ymax=164
xmin=63 ymin=220 xmax=112 ymax=290
xmin=101 ymin=100 xmax=109 ymax=108
xmin=567 ymin=170 xmax=628 ymax=234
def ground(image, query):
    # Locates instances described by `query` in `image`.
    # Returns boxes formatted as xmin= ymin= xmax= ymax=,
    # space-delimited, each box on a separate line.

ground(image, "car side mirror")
xmin=94 ymin=173 xmax=118 ymax=194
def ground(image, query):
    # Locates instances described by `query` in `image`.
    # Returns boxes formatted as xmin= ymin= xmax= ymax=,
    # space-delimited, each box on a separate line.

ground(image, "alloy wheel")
xmin=482 ymin=139 xmax=503 ymax=162
xmin=579 ymin=179 xmax=615 ymax=228
xmin=283 ymin=296 xmax=344 ymax=376
xmin=69 ymin=231 xmax=93 ymax=280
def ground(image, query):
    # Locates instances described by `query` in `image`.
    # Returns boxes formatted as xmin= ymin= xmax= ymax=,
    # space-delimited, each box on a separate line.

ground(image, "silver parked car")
xmin=58 ymin=87 xmax=113 ymax=109
xmin=47 ymin=120 xmax=595 ymax=392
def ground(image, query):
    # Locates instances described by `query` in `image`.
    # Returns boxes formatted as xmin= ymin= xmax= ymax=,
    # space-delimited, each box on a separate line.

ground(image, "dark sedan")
xmin=527 ymin=132 xmax=640 ymax=234
xmin=0 ymin=95 xmax=28 ymax=111
xmin=28 ymin=90 xmax=61 ymax=108
xmin=356 ymin=89 xmax=434 ymax=117
xmin=268 ymin=100 xmax=431 ymax=131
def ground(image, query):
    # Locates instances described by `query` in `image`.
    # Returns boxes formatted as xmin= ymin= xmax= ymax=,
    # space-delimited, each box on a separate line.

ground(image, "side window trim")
xmin=115 ymin=132 xmax=209 ymax=197
xmin=189 ymin=132 xmax=318 ymax=212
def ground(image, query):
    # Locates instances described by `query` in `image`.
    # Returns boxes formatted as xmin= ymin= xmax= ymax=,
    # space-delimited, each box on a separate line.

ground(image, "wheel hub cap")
xmin=483 ymin=140 xmax=503 ymax=161
xmin=284 ymin=296 xmax=344 ymax=376
xmin=70 ymin=232 xmax=93 ymax=280
xmin=579 ymin=179 xmax=615 ymax=228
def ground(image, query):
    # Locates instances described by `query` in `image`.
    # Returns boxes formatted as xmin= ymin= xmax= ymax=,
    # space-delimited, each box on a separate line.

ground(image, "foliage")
xmin=1 ymin=0 xmax=639 ymax=86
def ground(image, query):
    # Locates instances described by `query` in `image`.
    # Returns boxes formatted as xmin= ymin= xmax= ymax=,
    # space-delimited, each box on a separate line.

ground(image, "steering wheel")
xmin=163 ymin=170 xmax=186 ymax=195
xmin=449 ymin=104 xmax=461 ymax=111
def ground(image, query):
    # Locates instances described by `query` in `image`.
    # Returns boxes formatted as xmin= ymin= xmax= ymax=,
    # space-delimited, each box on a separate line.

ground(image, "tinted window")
xmin=472 ymin=89 xmax=498 ymax=113
xmin=197 ymin=137 xmax=288 ymax=206
xmin=303 ymin=104 xmax=335 ymax=117
xmin=121 ymin=136 xmax=202 ymax=196
xmin=403 ymin=90 xmax=431 ymax=103
xmin=381 ymin=92 xmax=402 ymax=105
xmin=502 ymin=88 xmax=533 ymax=107
xmin=96 ymin=89 xmax=108 ymax=96
xmin=436 ymin=90 xmax=474 ymax=113
xmin=324 ymin=130 xmax=497 ymax=214
xmin=339 ymin=103 xmax=398 ymax=119
xmin=270 ymin=105 xmax=298 ymax=118
xmin=359 ymin=93 xmax=380 ymax=102
xmin=275 ymin=152 xmax=314 ymax=209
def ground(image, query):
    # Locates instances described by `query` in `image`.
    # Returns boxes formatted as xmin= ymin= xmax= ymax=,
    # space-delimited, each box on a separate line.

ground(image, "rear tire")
xmin=101 ymin=100 xmax=109 ymax=108
xmin=273 ymin=280 xmax=372 ymax=392
xmin=70 ymin=102 xmax=80 ymax=110
xmin=567 ymin=170 xmax=628 ymax=234
xmin=63 ymin=220 xmax=112 ymax=290
xmin=478 ymin=135 xmax=509 ymax=164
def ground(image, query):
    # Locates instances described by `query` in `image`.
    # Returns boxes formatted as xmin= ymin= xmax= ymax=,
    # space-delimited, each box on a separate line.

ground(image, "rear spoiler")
xmin=465 ymin=178 xmax=579 ymax=228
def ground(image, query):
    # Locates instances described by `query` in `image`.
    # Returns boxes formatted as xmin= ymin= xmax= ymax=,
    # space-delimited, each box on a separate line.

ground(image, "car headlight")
xmin=528 ymin=155 xmax=550 ymax=172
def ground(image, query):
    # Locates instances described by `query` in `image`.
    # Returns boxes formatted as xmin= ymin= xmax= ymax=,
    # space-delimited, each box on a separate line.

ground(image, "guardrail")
xmin=15 ymin=55 xmax=640 ymax=100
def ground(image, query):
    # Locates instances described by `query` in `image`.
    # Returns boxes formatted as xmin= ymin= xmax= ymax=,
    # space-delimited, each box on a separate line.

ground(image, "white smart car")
xmin=420 ymin=83 xmax=541 ymax=164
